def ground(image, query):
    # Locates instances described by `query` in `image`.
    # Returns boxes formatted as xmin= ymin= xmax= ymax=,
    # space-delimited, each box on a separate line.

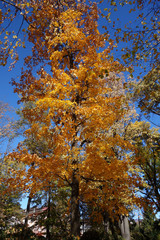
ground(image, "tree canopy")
xmin=0 ymin=0 xmax=159 ymax=239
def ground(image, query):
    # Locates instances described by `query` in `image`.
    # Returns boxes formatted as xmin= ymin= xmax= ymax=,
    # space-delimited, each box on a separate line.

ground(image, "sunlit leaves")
xmin=1 ymin=1 xmax=144 ymax=226
xmin=0 ymin=0 xmax=30 ymax=67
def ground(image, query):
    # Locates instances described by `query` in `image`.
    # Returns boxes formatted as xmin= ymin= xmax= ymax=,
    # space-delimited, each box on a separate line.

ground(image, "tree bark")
xmin=22 ymin=195 xmax=32 ymax=240
xmin=108 ymin=218 xmax=119 ymax=240
xmin=71 ymin=173 xmax=80 ymax=237
xmin=103 ymin=212 xmax=109 ymax=233
xmin=25 ymin=195 xmax=32 ymax=226
xmin=119 ymin=215 xmax=131 ymax=240
xmin=46 ymin=187 xmax=51 ymax=240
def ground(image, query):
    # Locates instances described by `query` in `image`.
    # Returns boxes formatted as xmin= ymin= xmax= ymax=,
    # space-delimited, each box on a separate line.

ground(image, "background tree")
xmin=0 ymin=101 xmax=13 ymax=147
xmin=30 ymin=186 xmax=71 ymax=240
xmin=133 ymin=66 xmax=160 ymax=125
xmin=131 ymin=209 xmax=160 ymax=240
xmin=101 ymin=0 xmax=159 ymax=69
xmin=0 ymin=157 xmax=23 ymax=239
xmin=0 ymin=102 xmax=23 ymax=239
xmin=100 ymin=0 xmax=160 ymax=126
xmin=125 ymin=121 xmax=160 ymax=212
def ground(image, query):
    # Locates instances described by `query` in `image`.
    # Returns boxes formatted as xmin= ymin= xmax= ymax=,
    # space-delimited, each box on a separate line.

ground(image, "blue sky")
xmin=1 ymin=1 xmax=159 ymax=126
xmin=0 ymin=1 xmax=159 ymax=209
xmin=0 ymin=1 xmax=138 ymax=109
xmin=1 ymin=63 xmax=21 ymax=109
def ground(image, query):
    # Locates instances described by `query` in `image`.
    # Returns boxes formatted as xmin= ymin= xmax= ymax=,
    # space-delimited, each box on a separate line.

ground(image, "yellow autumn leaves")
xmin=1 ymin=1 xmax=146 ymax=224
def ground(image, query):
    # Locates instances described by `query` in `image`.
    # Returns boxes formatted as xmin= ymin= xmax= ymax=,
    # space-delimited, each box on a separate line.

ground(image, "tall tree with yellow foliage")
xmin=1 ymin=1 xmax=143 ymax=238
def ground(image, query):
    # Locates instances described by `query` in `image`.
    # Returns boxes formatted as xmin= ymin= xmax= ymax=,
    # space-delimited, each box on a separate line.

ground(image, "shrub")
xmin=80 ymin=229 xmax=101 ymax=240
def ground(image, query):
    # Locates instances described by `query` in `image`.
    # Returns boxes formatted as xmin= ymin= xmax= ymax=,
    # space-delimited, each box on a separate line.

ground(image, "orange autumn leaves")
xmin=5 ymin=1 xmax=143 ymax=217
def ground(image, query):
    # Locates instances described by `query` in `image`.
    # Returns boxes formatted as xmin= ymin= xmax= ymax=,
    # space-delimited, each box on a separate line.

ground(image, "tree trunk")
xmin=25 ymin=195 xmax=32 ymax=226
xmin=46 ymin=187 xmax=51 ymax=240
xmin=119 ymin=215 xmax=131 ymax=240
xmin=22 ymin=195 xmax=32 ymax=240
xmin=103 ymin=212 xmax=109 ymax=233
xmin=71 ymin=173 xmax=80 ymax=237
xmin=108 ymin=218 xmax=119 ymax=240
